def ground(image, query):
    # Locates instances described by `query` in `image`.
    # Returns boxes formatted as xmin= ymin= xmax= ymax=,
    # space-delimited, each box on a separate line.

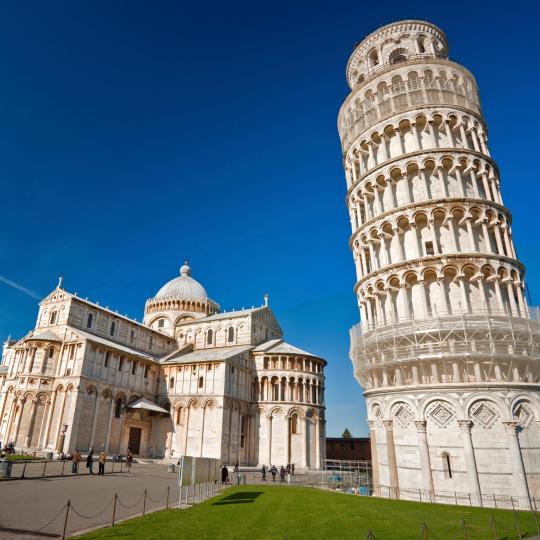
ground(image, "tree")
xmin=342 ymin=428 xmax=352 ymax=439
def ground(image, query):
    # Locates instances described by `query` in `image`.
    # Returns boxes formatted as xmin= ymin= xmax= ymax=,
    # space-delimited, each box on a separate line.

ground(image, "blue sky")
xmin=1 ymin=0 xmax=539 ymax=436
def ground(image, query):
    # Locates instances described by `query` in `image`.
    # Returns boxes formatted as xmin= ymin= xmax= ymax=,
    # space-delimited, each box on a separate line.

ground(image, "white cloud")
xmin=0 ymin=275 xmax=41 ymax=300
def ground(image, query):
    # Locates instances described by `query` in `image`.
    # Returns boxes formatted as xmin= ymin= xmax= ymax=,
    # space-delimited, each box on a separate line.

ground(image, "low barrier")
xmin=0 ymin=458 xmax=127 ymax=480
xmin=372 ymin=484 xmax=540 ymax=511
xmin=11 ymin=480 xmax=224 ymax=538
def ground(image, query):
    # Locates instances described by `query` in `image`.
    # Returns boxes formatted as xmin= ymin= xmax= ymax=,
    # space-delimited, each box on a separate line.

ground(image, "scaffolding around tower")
xmin=350 ymin=308 xmax=540 ymax=389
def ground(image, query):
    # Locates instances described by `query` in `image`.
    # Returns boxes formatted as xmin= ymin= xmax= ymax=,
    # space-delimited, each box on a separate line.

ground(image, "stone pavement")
xmin=0 ymin=462 xmax=182 ymax=538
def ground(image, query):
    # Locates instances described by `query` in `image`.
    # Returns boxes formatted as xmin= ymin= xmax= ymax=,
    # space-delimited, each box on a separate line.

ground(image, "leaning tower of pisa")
xmin=338 ymin=20 xmax=540 ymax=506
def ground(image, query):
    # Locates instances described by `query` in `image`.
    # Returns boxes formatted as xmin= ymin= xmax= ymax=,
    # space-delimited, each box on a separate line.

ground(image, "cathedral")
xmin=0 ymin=262 xmax=326 ymax=468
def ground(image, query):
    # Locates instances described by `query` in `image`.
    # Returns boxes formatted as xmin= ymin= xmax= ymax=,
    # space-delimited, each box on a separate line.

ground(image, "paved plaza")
xmin=0 ymin=462 xmax=182 ymax=538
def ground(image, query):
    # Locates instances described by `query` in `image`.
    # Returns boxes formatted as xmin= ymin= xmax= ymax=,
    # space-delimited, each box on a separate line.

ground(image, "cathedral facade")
xmin=339 ymin=20 xmax=540 ymax=504
xmin=0 ymin=263 xmax=326 ymax=468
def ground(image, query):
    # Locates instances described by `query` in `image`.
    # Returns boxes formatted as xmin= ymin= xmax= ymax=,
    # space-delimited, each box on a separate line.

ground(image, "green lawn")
xmin=80 ymin=485 xmax=539 ymax=540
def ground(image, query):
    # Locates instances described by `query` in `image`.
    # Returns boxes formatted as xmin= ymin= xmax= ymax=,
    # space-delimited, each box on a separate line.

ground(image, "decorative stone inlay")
xmin=393 ymin=403 xmax=414 ymax=427
xmin=373 ymin=404 xmax=384 ymax=426
xmin=426 ymin=401 xmax=454 ymax=428
xmin=513 ymin=402 xmax=533 ymax=429
xmin=470 ymin=401 xmax=498 ymax=428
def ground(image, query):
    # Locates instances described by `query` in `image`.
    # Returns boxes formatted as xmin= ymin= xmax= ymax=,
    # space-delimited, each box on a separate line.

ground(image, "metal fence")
xmin=3 ymin=479 xmax=224 ymax=539
xmin=0 ymin=458 xmax=127 ymax=480
xmin=372 ymin=484 xmax=540 ymax=511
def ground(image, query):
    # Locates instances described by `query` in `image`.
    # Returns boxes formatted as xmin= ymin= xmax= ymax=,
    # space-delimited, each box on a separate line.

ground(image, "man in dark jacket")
xmin=86 ymin=448 xmax=94 ymax=475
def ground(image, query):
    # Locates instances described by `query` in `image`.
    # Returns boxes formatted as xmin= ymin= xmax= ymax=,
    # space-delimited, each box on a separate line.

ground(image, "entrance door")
xmin=128 ymin=427 xmax=142 ymax=454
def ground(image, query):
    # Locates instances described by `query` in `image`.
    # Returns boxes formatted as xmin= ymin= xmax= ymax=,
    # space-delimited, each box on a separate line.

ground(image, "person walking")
xmin=270 ymin=465 xmax=277 ymax=482
xmin=72 ymin=449 xmax=81 ymax=474
xmin=280 ymin=466 xmax=286 ymax=483
xmin=261 ymin=464 xmax=267 ymax=481
xmin=86 ymin=448 xmax=94 ymax=475
xmin=126 ymin=449 xmax=133 ymax=472
xmin=221 ymin=465 xmax=229 ymax=484
xmin=98 ymin=451 xmax=106 ymax=476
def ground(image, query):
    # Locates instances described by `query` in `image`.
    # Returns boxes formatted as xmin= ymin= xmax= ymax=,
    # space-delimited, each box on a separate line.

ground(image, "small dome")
xmin=155 ymin=262 xmax=208 ymax=303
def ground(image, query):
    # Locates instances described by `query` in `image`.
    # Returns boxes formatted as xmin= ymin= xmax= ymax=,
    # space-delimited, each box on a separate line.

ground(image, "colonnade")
xmin=349 ymin=157 xmax=502 ymax=229
xmin=256 ymin=376 xmax=324 ymax=405
xmin=359 ymin=265 xmax=527 ymax=330
xmin=346 ymin=113 xmax=489 ymax=185
xmin=353 ymin=209 xmax=515 ymax=282
xmin=340 ymin=69 xmax=480 ymax=152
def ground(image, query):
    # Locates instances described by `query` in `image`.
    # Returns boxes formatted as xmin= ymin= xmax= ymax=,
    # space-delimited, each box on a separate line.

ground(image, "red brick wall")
xmin=326 ymin=438 xmax=371 ymax=461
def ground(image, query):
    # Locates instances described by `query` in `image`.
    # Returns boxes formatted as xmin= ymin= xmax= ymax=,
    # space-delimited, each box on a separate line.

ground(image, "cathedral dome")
xmin=155 ymin=262 xmax=208 ymax=302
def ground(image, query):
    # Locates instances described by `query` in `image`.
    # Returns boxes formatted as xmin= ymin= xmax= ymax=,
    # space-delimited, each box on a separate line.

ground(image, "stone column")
xmin=4 ymin=397 xmax=18 ymax=442
xmin=104 ymin=397 xmax=115 ymax=453
xmin=494 ymin=226 xmax=505 ymax=255
xmin=479 ymin=173 xmax=491 ymax=201
xmin=24 ymin=399 xmax=38 ymax=448
xmin=502 ymin=421 xmax=531 ymax=507
xmin=469 ymin=168 xmax=480 ymax=198
xmin=200 ymin=405 xmax=207 ymax=458
xmin=470 ymin=128 xmax=480 ymax=152
xmin=12 ymin=398 xmax=26 ymax=444
xmin=36 ymin=399 xmax=50 ymax=449
xmin=445 ymin=120 xmax=454 ymax=147
xmin=383 ymin=420 xmax=399 ymax=498
xmin=368 ymin=241 xmax=377 ymax=271
xmin=360 ymin=249 xmax=369 ymax=277
xmin=301 ymin=416 xmax=308 ymax=468
xmin=465 ymin=218 xmax=477 ymax=251
xmin=418 ymin=280 xmax=430 ymax=317
xmin=438 ymin=277 xmax=450 ymax=315
xmin=428 ymin=219 xmax=439 ymax=253
xmin=183 ymin=404 xmax=191 ymax=456
xmin=367 ymin=141 xmax=376 ymax=169
xmin=517 ymin=285 xmax=528 ymax=317
xmin=502 ymin=226 xmax=513 ymax=257
xmin=54 ymin=391 xmax=68 ymax=451
xmin=446 ymin=217 xmax=458 ymax=252
xmin=415 ymin=421 xmax=434 ymax=497
xmin=395 ymin=127 xmax=406 ymax=154
xmin=477 ymin=277 xmax=489 ymax=313
xmin=315 ymin=415 xmax=320 ymax=469
xmin=412 ymin=223 xmax=422 ymax=258
xmin=457 ymin=275 xmax=470 ymax=313
xmin=481 ymin=220 xmax=493 ymax=252
xmin=459 ymin=123 xmax=469 ymax=149
xmin=420 ymin=169 xmax=430 ymax=198
xmin=368 ymin=420 xmax=380 ymax=494
xmin=378 ymin=234 xmax=389 ymax=266
xmin=458 ymin=420 xmax=482 ymax=506
xmin=267 ymin=414 xmax=273 ymax=465
xmin=402 ymin=173 xmax=413 ymax=204
xmin=374 ymin=186 xmax=383 ymax=214
xmin=411 ymin=122 xmax=422 ymax=151
xmin=493 ymin=278 xmax=506 ymax=313
xmin=393 ymin=227 xmax=405 ymax=261
xmin=88 ymin=391 xmax=100 ymax=449
xmin=363 ymin=195 xmax=370 ymax=221
xmin=437 ymin=166 xmax=449 ymax=197
xmin=427 ymin=120 xmax=437 ymax=148
xmin=451 ymin=166 xmax=464 ymax=197
xmin=505 ymin=281 xmax=519 ymax=317
xmin=387 ymin=178 xmax=398 ymax=208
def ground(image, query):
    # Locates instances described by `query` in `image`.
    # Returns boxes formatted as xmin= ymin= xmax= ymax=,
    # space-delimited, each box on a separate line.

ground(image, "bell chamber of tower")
xmin=339 ymin=20 xmax=540 ymax=507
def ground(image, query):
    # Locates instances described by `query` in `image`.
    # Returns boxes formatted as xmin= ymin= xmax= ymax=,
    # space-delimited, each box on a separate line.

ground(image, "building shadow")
xmin=212 ymin=491 xmax=263 ymax=505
